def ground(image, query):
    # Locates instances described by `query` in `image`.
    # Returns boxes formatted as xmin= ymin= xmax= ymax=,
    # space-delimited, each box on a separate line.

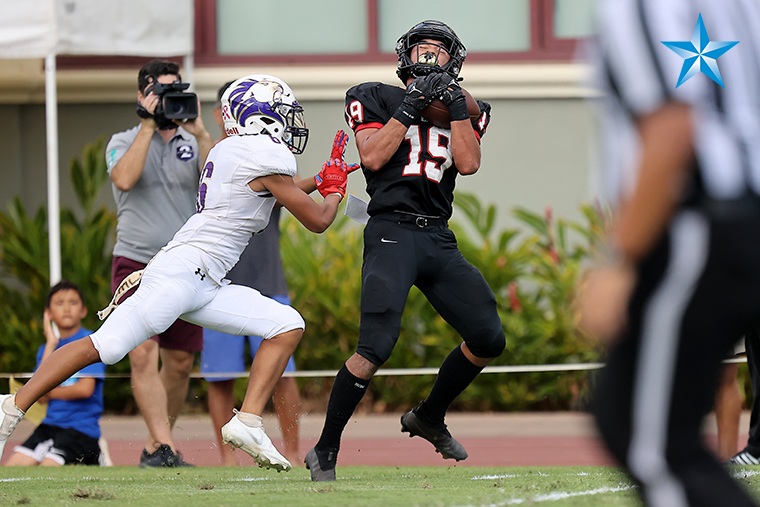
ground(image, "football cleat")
xmin=0 ymin=394 xmax=25 ymax=459
xmin=304 ymin=446 xmax=337 ymax=482
xmin=222 ymin=414 xmax=291 ymax=471
xmin=401 ymin=405 xmax=468 ymax=461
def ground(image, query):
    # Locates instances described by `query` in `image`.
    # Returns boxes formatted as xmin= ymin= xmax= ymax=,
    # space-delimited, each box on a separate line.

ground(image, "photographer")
xmin=105 ymin=59 xmax=212 ymax=467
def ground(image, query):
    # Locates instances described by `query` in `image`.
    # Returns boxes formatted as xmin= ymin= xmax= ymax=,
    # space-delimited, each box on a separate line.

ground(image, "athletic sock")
xmin=316 ymin=365 xmax=371 ymax=456
xmin=235 ymin=410 xmax=263 ymax=428
xmin=416 ymin=345 xmax=484 ymax=425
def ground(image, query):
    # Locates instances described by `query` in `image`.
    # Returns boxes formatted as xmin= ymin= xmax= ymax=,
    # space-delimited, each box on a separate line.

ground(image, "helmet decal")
xmin=228 ymin=79 xmax=283 ymax=131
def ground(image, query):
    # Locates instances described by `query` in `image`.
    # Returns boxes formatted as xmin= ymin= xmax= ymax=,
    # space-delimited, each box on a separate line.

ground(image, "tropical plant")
xmin=0 ymin=137 xmax=129 ymax=408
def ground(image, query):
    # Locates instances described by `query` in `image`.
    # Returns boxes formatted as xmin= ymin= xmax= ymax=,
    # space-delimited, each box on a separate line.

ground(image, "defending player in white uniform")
xmin=0 ymin=74 xmax=356 ymax=471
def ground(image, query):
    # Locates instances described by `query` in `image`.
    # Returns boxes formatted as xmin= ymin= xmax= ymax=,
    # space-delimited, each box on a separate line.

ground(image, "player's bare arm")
xmin=251 ymin=174 xmax=340 ymax=233
xmin=354 ymin=124 xmax=409 ymax=172
xmin=449 ymin=120 xmax=481 ymax=175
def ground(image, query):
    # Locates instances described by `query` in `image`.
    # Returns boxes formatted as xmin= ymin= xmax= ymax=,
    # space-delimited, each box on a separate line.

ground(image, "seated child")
xmin=4 ymin=281 xmax=106 ymax=466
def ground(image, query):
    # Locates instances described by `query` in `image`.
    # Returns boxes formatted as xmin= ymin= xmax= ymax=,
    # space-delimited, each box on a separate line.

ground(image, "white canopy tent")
xmin=0 ymin=0 xmax=193 ymax=283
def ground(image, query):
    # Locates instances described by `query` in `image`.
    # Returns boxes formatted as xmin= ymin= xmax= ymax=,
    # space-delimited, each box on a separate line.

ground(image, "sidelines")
xmin=0 ymin=357 xmax=746 ymax=379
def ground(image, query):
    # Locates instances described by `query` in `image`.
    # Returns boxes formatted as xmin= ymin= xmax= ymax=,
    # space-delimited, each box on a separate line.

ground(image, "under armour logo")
xmin=194 ymin=268 xmax=205 ymax=281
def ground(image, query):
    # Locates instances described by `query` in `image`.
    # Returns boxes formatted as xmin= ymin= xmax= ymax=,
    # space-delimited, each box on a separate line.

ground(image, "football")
xmin=422 ymin=88 xmax=481 ymax=129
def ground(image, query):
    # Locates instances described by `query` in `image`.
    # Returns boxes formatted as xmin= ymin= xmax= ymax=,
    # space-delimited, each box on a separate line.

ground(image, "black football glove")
xmin=434 ymin=75 xmax=469 ymax=122
xmin=392 ymin=73 xmax=444 ymax=128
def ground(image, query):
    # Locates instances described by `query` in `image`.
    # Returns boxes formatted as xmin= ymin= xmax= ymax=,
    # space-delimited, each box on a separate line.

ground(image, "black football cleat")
xmin=400 ymin=406 xmax=468 ymax=461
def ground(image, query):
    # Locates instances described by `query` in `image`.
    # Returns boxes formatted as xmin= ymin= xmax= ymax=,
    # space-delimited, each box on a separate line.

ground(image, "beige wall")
xmin=0 ymin=62 xmax=597 ymax=232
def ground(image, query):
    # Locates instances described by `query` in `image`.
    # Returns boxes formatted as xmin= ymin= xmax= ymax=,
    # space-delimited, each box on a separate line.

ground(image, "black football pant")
xmin=593 ymin=209 xmax=760 ymax=507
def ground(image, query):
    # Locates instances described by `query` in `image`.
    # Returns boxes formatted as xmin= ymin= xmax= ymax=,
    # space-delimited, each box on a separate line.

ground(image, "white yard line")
xmin=466 ymin=471 xmax=636 ymax=506
xmin=458 ymin=485 xmax=636 ymax=506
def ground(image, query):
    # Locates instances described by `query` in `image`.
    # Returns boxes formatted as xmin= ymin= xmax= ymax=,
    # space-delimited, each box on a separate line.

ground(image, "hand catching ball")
xmin=422 ymin=87 xmax=481 ymax=129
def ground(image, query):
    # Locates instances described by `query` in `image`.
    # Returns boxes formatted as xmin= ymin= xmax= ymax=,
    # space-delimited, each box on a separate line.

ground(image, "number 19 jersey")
xmin=344 ymin=82 xmax=491 ymax=219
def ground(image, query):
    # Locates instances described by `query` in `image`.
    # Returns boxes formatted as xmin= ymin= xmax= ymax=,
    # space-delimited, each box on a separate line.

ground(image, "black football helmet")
xmin=395 ymin=20 xmax=467 ymax=83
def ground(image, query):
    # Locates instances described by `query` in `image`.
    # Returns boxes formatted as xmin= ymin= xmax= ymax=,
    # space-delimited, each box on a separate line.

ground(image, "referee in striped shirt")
xmin=577 ymin=0 xmax=760 ymax=505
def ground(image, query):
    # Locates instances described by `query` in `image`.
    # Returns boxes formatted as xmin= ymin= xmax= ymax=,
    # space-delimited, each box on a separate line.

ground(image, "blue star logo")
xmin=661 ymin=14 xmax=738 ymax=88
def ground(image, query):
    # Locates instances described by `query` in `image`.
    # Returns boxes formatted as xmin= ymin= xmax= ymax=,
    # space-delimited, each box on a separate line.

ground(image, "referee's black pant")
xmin=593 ymin=208 xmax=760 ymax=507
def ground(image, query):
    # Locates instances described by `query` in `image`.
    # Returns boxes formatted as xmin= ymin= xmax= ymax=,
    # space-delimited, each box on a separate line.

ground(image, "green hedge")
xmin=0 ymin=138 xmax=611 ymax=413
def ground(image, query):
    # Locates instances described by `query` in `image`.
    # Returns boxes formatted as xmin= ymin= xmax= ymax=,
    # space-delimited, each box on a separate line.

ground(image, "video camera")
xmin=150 ymin=81 xmax=198 ymax=120
xmin=136 ymin=81 xmax=198 ymax=128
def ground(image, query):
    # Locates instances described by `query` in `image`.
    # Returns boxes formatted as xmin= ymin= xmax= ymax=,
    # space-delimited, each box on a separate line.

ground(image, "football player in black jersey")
xmin=305 ymin=20 xmax=505 ymax=482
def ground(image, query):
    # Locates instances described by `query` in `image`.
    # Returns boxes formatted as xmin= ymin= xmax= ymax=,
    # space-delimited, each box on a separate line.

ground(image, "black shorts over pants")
xmin=357 ymin=213 xmax=504 ymax=365
xmin=17 ymin=423 xmax=100 ymax=465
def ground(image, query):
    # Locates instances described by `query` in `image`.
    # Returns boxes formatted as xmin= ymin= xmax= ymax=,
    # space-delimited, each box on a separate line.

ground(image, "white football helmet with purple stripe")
xmin=221 ymin=74 xmax=309 ymax=154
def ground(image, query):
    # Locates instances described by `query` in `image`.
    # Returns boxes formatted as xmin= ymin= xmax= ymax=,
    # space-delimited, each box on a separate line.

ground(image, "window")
xmin=553 ymin=0 xmax=596 ymax=39
xmin=377 ymin=0 xmax=531 ymax=53
xmin=216 ymin=0 xmax=368 ymax=55
xmin=57 ymin=0 xmax=594 ymax=68
xmin=196 ymin=0 xmax=593 ymax=64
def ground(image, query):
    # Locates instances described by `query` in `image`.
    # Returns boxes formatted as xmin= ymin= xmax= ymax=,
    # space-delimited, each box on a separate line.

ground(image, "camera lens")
xmin=162 ymin=93 xmax=198 ymax=120
xmin=168 ymin=102 xmax=186 ymax=115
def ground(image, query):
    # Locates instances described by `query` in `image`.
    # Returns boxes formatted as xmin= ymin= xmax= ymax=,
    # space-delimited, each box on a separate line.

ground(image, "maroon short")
xmin=111 ymin=255 xmax=203 ymax=353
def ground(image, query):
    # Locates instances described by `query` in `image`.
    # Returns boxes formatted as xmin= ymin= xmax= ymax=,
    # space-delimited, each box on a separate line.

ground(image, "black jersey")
xmin=344 ymin=82 xmax=491 ymax=219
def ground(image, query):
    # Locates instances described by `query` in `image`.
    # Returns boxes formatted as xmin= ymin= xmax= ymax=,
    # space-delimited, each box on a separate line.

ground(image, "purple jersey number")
xmin=196 ymin=161 xmax=214 ymax=213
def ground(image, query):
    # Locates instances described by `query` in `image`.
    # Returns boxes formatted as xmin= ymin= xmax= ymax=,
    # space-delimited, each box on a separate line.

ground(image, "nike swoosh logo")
xmin=380 ymin=238 xmax=398 ymax=244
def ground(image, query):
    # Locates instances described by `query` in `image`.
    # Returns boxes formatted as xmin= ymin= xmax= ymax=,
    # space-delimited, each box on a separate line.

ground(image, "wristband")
xmin=392 ymin=102 xmax=420 ymax=128
xmin=447 ymin=95 xmax=469 ymax=122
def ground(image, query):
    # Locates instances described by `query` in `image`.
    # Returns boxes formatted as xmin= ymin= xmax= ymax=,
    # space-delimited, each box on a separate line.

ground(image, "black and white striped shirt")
xmin=592 ymin=0 xmax=760 ymax=206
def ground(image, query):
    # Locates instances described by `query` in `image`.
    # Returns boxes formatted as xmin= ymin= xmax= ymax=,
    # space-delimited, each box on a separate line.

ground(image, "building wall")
xmin=0 ymin=62 xmax=598 ymax=233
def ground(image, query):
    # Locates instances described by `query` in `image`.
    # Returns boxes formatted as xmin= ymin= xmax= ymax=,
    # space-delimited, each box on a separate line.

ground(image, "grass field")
xmin=1 ymin=465 xmax=759 ymax=506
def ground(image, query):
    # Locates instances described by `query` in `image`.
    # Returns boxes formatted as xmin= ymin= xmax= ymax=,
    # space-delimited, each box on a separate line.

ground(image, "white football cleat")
xmin=0 ymin=394 xmax=25 ymax=458
xmin=221 ymin=414 xmax=291 ymax=472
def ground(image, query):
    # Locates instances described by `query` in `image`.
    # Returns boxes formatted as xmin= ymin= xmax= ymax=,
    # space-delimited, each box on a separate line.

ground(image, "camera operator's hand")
xmin=140 ymin=89 xmax=159 ymax=115
xmin=136 ymin=86 xmax=159 ymax=130
xmin=179 ymin=97 xmax=207 ymax=134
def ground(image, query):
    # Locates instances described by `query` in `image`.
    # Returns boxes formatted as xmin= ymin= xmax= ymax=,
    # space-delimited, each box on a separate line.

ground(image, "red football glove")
xmin=314 ymin=130 xmax=360 ymax=199
xmin=330 ymin=129 xmax=350 ymax=161
xmin=329 ymin=130 xmax=361 ymax=174
xmin=315 ymin=158 xmax=348 ymax=199
xmin=329 ymin=129 xmax=361 ymax=172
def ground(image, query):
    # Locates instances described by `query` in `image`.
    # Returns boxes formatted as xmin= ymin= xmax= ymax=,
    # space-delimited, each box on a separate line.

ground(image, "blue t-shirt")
xmin=35 ymin=328 xmax=106 ymax=439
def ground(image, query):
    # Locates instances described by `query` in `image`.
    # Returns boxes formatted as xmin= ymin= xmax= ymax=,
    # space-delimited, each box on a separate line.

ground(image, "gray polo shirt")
xmin=106 ymin=125 xmax=200 ymax=263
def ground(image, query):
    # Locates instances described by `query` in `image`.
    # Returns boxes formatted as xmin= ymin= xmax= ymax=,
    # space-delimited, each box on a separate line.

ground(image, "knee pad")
xmin=356 ymin=335 xmax=395 ymax=366
xmin=465 ymin=327 xmax=506 ymax=359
